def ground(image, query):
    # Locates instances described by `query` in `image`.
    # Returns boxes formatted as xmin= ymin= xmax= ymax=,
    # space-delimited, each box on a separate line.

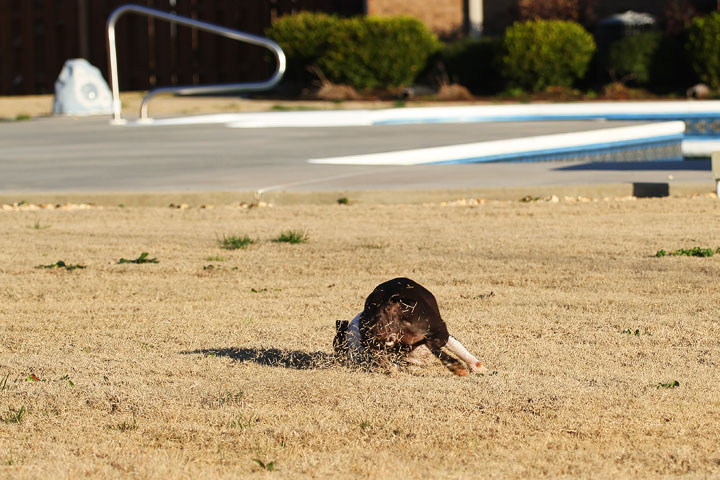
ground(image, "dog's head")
xmin=365 ymin=295 xmax=407 ymax=348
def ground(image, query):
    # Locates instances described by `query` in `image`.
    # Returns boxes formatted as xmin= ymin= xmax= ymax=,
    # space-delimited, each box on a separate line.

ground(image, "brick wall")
xmin=366 ymin=0 xmax=464 ymax=37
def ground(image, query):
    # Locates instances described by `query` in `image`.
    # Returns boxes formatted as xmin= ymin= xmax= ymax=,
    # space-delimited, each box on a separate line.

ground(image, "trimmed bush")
xmin=268 ymin=13 xmax=439 ymax=90
xmin=501 ymin=20 xmax=595 ymax=91
xmin=605 ymin=31 xmax=662 ymax=85
xmin=319 ymin=16 xmax=439 ymax=90
xmin=433 ymin=37 xmax=504 ymax=94
xmin=266 ymin=12 xmax=340 ymax=82
xmin=687 ymin=12 xmax=720 ymax=89
xmin=599 ymin=31 xmax=694 ymax=92
xmin=604 ymin=32 xmax=697 ymax=91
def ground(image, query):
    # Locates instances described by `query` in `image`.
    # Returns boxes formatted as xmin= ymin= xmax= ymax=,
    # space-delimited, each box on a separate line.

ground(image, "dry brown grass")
xmin=1 ymin=195 xmax=720 ymax=479
xmin=0 ymin=93 xmax=406 ymax=120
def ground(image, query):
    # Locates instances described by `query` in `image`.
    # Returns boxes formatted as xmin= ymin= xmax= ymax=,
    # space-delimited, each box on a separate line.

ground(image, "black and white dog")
xmin=334 ymin=278 xmax=486 ymax=376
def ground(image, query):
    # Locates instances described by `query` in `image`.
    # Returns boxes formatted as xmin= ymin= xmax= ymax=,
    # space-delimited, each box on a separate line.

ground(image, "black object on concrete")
xmin=633 ymin=182 xmax=669 ymax=198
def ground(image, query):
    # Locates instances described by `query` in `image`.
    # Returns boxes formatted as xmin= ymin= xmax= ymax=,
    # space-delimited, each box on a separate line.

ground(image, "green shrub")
xmin=501 ymin=19 xmax=595 ymax=91
xmin=605 ymin=31 xmax=662 ymax=85
xmin=649 ymin=34 xmax=696 ymax=91
xmin=319 ymin=16 xmax=439 ymax=90
xmin=687 ymin=12 xmax=720 ymax=89
xmin=266 ymin=12 xmax=340 ymax=82
xmin=269 ymin=13 xmax=439 ymax=90
xmin=600 ymin=31 xmax=694 ymax=92
xmin=432 ymin=37 xmax=503 ymax=94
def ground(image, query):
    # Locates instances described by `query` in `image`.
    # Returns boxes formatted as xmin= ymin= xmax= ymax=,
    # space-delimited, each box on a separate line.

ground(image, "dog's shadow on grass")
xmin=183 ymin=347 xmax=337 ymax=370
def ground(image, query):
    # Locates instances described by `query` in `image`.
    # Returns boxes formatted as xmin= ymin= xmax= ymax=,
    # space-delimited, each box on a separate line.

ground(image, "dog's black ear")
xmin=333 ymin=320 xmax=349 ymax=361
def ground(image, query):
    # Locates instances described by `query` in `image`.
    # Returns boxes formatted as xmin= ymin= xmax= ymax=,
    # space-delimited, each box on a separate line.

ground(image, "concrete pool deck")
xmin=128 ymin=100 xmax=720 ymax=160
xmin=0 ymin=100 xmax=717 ymax=197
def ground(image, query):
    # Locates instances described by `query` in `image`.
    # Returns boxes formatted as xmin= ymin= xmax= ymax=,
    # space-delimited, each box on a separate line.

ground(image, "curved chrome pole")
xmin=106 ymin=4 xmax=286 ymax=123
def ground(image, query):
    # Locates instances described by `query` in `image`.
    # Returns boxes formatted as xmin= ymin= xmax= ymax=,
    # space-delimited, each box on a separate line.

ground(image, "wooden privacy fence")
xmin=0 ymin=0 xmax=362 ymax=96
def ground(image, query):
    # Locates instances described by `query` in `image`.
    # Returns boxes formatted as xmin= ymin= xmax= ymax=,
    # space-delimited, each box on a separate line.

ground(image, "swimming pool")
xmin=126 ymin=100 xmax=720 ymax=164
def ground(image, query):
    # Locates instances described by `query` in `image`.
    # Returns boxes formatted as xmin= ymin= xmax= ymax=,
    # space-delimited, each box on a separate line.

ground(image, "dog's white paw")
xmin=469 ymin=361 xmax=488 ymax=374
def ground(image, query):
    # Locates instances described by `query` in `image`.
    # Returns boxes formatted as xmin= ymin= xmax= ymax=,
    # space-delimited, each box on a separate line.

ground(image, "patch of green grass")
xmin=205 ymin=255 xmax=225 ymax=262
xmin=461 ymin=292 xmax=496 ymax=300
xmin=273 ymin=230 xmax=309 ymax=244
xmin=252 ymin=458 xmax=275 ymax=471
xmin=1 ymin=406 xmax=26 ymax=424
xmin=270 ymin=105 xmax=318 ymax=111
xmin=42 ymin=405 xmax=60 ymax=417
xmin=520 ymin=195 xmax=541 ymax=202
xmin=219 ymin=235 xmax=255 ymax=250
xmin=393 ymin=99 xmax=406 ymax=108
xmin=218 ymin=390 xmax=244 ymax=407
xmin=250 ymin=287 xmax=281 ymax=293
xmin=656 ymin=247 xmax=717 ymax=257
xmin=35 ymin=260 xmax=86 ymax=271
xmin=28 ymin=220 xmax=50 ymax=230
xmin=15 ymin=113 xmax=31 ymax=121
xmin=110 ymin=414 xmax=137 ymax=431
xmin=118 ymin=252 xmax=158 ymax=264
xmin=230 ymin=413 xmax=257 ymax=430
xmin=361 ymin=242 xmax=388 ymax=250
xmin=0 ymin=373 xmax=10 ymax=391
xmin=658 ymin=380 xmax=680 ymax=389
xmin=337 ymin=197 xmax=350 ymax=205
xmin=59 ymin=375 xmax=74 ymax=387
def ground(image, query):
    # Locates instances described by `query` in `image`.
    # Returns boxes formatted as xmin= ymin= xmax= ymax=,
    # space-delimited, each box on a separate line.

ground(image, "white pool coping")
xmin=682 ymin=139 xmax=720 ymax=157
xmin=307 ymin=122 xmax=686 ymax=165
xmin=125 ymin=100 xmax=720 ymax=128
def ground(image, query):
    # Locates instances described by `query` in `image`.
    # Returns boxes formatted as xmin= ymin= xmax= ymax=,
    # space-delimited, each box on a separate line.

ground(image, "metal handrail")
xmin=106 ymin=4 xmax=286 ymax=123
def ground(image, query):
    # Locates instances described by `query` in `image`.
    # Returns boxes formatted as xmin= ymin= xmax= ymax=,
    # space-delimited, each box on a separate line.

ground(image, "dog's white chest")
xmin=346 ymin=312 xmax=363 ymax=363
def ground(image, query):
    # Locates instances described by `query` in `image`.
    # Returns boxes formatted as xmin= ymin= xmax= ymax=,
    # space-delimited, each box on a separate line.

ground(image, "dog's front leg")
xmin=426 ymin=338 xmax=470 ymax=376
xmin=445 ymin=336 xmax=487 ymax=374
